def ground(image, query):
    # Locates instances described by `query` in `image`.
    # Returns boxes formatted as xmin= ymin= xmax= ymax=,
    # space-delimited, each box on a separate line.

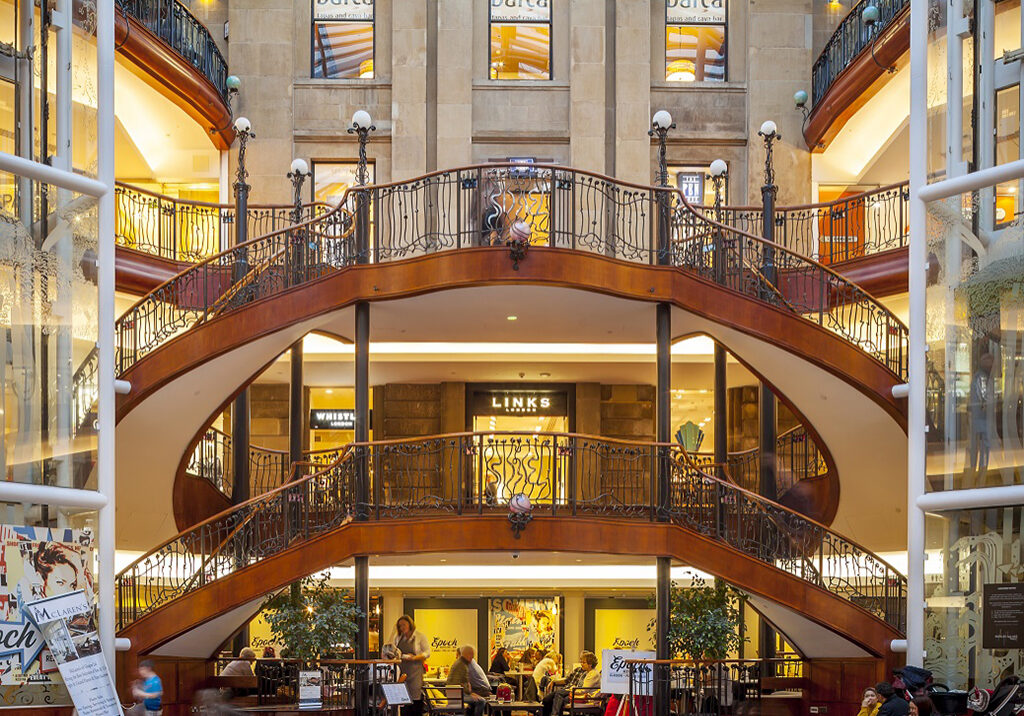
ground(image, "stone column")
xmin=614 ymin=0 xmax=652 ymax=184
xmin=392 ymin=2 xmax=429 ymax=179
xmin=569 ymin=0 xmax=606 ymax=173
xmin=436 ymin=0 xmax=473 ymax=169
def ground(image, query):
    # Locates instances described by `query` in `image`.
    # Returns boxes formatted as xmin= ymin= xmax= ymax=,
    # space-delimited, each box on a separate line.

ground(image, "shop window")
xmin=311 ymin=0 xmax=374 ymax=79
xmin=312 ymin=161 xmax=374 ymax=204
xmin=666 ymin=0 xmax=727 ymax=82
xmin=489 ymin=2 xmax=551 ymax=80
xmin=995 ymin=85 xmax=1020 ymax=226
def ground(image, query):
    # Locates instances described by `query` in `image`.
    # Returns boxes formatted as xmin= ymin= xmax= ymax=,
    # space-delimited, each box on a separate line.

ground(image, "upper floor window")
xmin=489 ymin=1 xmax=551 ymax=80
xmin=666 ymin=0 xmax=726 ymax=82
xmin=669 ymin=164 xmax=728 ymax=206
xmin=312 ymin=0 xmax=375 ymax=79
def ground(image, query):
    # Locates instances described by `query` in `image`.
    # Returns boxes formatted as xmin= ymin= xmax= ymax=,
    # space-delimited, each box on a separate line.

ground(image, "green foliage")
xmin=262 ymin=575 xmax=363 ymax=661
xmin=648 ymin=572 xmax=746 ymax=660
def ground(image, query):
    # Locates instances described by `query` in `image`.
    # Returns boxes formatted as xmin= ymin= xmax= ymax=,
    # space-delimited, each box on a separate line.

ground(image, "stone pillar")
xmin=614 ymin=0 xmax=652 ymax=184
xmin=569 ymin=0 xmax=607 ymax=173
xmin=436 ymin=0 xmax=473 ymax=169
xmin=392 ymin=2 xmax=429 ymax=179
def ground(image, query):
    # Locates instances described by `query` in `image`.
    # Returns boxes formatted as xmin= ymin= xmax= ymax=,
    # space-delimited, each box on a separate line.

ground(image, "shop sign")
xmin=593 ymin=609 xmax=656 ymax=657
xmin=666 ymin=0 xmax=726 ymax=25
xmin=490 ymin=0 xmax=550 ymax=23
xmin=309 ymin=409 xmax=370 ymax=430
xmin=983 ymin=582 xmax=1024 ymax=649
xmin=313 ymin=0 xmax=374 ymax=22
xmin=472 ymin=391 xmax=567 ymax=417
xmin=413 ymin=608 xmax=479 ymax=671
xmin=676 ymin=172 xmax=705 ymax=206
xmin=601 ymin=649 xmax=656 ymax=695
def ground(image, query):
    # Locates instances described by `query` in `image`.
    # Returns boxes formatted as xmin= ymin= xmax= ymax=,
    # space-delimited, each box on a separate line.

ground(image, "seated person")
xmin=221 ymin=647 xmax=256 ymax=677
xmin=468 ymin=653 xmax=493 ymax=699
xmin=490 ymin=647 xmax=511 ymax=675
xmin=532 ymin=651 xmax=559 ymax=692
xmin=447 ymin=646 xmax=487 ymax=716
xmin=541 ymin=651 xmax=600 ymax=716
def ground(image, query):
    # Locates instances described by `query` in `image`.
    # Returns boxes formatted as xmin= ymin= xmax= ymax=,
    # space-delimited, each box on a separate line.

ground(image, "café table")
xmin=503 ymin=670 xmax=532 ymax=701
xmin=487 ymin=700 xmax=544 ymax=716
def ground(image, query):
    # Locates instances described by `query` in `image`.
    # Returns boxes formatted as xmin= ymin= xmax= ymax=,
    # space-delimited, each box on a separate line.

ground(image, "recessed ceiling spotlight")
xmin=325 ymin=389 xmax=334 ymax=394
xmin=507 ymin=315 xmax=518 ymax=321
xmin=540 ymin=372 xmax=551 ymax=378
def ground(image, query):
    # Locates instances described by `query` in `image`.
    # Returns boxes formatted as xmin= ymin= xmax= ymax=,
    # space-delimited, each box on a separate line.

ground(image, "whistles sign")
xmin=313 ymin=0 xmax=374 ymax=22
xmin=490 ymin=0 xmax=550 ymax=22
xmin=666 ymin=0 xmax=726 ymax=25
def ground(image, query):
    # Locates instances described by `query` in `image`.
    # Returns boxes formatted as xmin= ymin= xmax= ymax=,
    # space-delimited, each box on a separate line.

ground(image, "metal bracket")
xmin=508 ymin=511 xmax=532 ymax=538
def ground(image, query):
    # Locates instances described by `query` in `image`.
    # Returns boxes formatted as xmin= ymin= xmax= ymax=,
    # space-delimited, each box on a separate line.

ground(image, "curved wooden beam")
xmin=118 ymin=515 xmax=902 ymax=661
xmin=116 ymin=249 xmax=907 ymax=430
xmin=115 ymin=11 xmax=233 ymax=150
xmin=803 ymin=6 xmax=910 ymax=151
xmin=116 ymin=246 xmax=191 ymax=295
xmin=828 ymin=247 xmax=908 ymax=299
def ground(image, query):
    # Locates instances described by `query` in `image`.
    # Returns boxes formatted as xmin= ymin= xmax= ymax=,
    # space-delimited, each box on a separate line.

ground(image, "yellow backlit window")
xmin=311 ymin=0 xmax=374 ymax=79
xmin=666 ymin=0 xmax=727 ymax=82
xmin=489 ymin=2 xmax=551 ymax=80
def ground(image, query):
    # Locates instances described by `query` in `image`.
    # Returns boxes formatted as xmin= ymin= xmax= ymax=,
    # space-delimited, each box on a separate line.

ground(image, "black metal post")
xmin=287 ymin=162 xmax=308 ymax=286
xmin=355 ymin=302 xmax=370 ymax=518
xmin=714 ymin=343 xmax=728 ymax=537
xmin=656 ymin=303 xmax=671 ymax=520
xmin=231 ymin=122 xmax=254 ymax=284
xmin=758 ymin=125 xmax=779 ymax=290
xmin=348 ymin=116 xmax=375 ymax=264
xmin=709 ymin=167 xmax=727 ymax=283
xmin=354 ymin=555 xmax=369 ymax=716
xmin=649 ymin=117 xmax=676 ymax=266
xmin=759 ymin=384 xmax=777 ymax=502
xmin=655 ymin=556 xmax=671 ymax=716
xmin=289 ymin=339 xmax=303 ymax=468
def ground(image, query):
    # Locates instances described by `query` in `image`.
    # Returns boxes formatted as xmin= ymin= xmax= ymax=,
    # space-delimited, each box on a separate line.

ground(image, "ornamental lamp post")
xmin=347 ymin=110 xmax=375 ymax=263
xmin=225 ymin=74 xmax=240 ymax=114
xmin=708 ymin=159 xmax=728 ymax=283
xmin=649 ymin=110 xmax=676 ymax=265
xmin=287 ymin=158 xmax=310 ymax=285
xmin=232 ymin=116 xmax=255 ymax=283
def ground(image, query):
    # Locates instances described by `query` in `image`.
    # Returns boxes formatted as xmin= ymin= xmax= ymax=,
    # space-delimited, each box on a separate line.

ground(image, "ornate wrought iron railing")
xmin=118 ymin=0 xmax=230 ymax=101
xmin=211 ymin=658 xmax=399 ymax=709
xmin=114 ymin=183 xmax=330 ymax=262
xmin=115 ymin=431 xmax=906 ymax=633
xmin=112 ymin=164 xmax=907 ymax=381
xmin=694 ymin=425 xmax=829 ymax=497
xmin=704 ymin=182 xmax=909 ymax=264
xmin=811 ymin=0 xmax=909 ymax=105
xmin=625 ymin=658 xmax=807 ymax=714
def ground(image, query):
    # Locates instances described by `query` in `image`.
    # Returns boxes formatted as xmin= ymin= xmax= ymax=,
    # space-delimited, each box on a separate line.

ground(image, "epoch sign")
xmin=983 ymin=582 xmax=1024 ymax=649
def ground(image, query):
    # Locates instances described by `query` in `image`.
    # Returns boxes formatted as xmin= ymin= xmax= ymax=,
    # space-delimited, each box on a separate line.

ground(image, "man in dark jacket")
xmin=877 ymin=682 xmax=910 ymax=716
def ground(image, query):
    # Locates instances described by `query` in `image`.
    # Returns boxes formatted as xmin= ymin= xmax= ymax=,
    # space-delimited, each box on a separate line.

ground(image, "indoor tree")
xmin=262 ymin=574 xmax=363 ymax=661
xmin=650 ymin=571 xmax=746 ymax=660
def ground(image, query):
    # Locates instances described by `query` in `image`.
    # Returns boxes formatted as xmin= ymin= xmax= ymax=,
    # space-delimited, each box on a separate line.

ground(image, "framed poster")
xmin=488 ymin=597 xmax=559 ymax=663
xmin=983 ymin=583 xmax=1024 ymax=649
xmin=592 ymin=608 xmax=656 ymax=655
xmin=413 ymin=608 xmax=480 ymax=669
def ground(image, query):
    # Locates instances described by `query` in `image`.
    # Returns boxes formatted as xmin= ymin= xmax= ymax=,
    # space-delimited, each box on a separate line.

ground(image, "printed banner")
xmin=313 ymin=0 xmax=374 ymax=22
xmin=600 ymin=649 xmax=656 ymax=695
xmin=593 ymin=609 xmax=655 ymax=656
xmin=490 ymin=0 xmax=550 ymax=22
xmin=666 ymin=0 xmax=726 ymax=25
xmin=298 ymin=670 xmax=323 ymax=710
xmin=675 ymin=172 xmax=705 ymax=206
xmin=413 ymin=608 xmax=478 ymax=673
xmin=0 ymin=524 xmax=94 ymax=707
xmin=487 ymin=597 xmax=558 ymax=664
xmin=24 ymin=590 xmax=121 ymax=716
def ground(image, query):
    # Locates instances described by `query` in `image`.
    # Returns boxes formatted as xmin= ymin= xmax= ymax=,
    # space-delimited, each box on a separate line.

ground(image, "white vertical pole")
xmin=907 ymin=0 xmax=928 ymax=665
xmin=96 ymin=0 xmax=117 ymax=673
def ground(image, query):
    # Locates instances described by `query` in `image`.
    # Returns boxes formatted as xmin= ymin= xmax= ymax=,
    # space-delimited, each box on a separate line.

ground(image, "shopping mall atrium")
xmin=0 ymin=0 xmax=1021 ymax=714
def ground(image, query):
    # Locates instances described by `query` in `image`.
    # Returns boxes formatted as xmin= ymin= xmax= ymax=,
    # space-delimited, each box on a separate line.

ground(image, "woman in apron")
xmin=393 ymin=614 xmax=431 ymax=716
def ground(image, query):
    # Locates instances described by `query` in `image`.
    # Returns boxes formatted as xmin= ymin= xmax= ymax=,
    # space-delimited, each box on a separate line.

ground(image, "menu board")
xmin=488 ymin=597 xmax=559 ymax=664
xmin=983 ymin=582 xmax=1024 ymax=649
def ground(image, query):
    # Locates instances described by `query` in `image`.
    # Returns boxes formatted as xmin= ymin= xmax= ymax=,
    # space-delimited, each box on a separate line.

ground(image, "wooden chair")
xmin=566 ymin=687 xmax=605 ymax=716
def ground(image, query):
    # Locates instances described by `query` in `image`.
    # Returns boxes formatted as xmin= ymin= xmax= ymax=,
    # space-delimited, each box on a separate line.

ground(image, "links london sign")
xmin=472 ymin=390 xmax=567 ymax=416
xmin=666 ymin=0 xmax=726 ymax=25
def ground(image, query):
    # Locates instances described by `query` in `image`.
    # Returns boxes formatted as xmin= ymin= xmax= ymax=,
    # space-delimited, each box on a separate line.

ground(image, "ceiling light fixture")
xmin=507 ymin=315 xmax=518 ymax=321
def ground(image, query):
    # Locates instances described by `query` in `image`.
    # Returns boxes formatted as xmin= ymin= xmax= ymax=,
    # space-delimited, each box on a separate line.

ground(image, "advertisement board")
xmin=0 ymin=524 xmax=94 ymax=708
xmin=413 ymin=608 xmax=480 ymax=672
xmin=487 ymin=597 xmax=559 ymax=663
xmin=592 ymin=609 xmax=656 ymax=656
xmin=983 ymin=582 xmax=1024 ymax=649
xmin=600 ymin=649 xmax=656 ymax=695
xmin=666 ymin=0 xmax=726 ymax=25
xmin=313 ymin=0 xmax=374 ymax=22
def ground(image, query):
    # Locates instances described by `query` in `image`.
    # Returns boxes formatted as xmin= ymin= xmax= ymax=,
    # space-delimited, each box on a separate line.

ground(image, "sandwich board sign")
xmin=600 ymin=649 xmax=656 ymax=696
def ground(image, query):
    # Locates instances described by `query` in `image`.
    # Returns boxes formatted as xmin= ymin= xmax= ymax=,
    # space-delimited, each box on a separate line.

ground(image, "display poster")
xmin=487 ymin=597 xmax=559 ymax=664
xmin=490 ymin=0 xmax=550 ymax=22
xmin=413 ymin=608 xmax=479 ymax=676
xmin=312 ymin=0 xmax=374 ymax=22
xmin=298 ymin=670 xmax=323 ymax=709
xmin=983 ymin=582 xmax=1024 ymax=649
xmin=0 ymin=524 xmax=94 ymax=708
xmin=666 ymin=0 xmax=726 ymax=25
xmin=593 ymin=609 xmax=656 ymax=657
xmin=382 ymin=682 xmax=412 ymax=705
xmin=248 ymin=609 xmax=286 ymax=657
xmin=600 ymin=649 xmax=656 ymax=696
xmin=24 ymin=590 xmax=121 ymax=716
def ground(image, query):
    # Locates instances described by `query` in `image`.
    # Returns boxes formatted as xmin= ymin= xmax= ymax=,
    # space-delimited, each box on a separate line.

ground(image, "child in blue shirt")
xmin=132 ymin=660 xmax=163 ymax=714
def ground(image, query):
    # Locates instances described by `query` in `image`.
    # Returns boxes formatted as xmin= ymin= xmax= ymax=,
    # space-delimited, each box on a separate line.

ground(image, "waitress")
xmin=392 ymin=614 xmax=431 ymax=716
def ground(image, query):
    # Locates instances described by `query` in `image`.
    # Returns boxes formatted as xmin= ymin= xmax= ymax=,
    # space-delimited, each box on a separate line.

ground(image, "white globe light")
xmin=759 ymin=119 xmax=778 ymax=137
xmin=509 ymin=493 xmax=533 ymax=514
xmin=709 ymin=159 xmax=728 ymax=177
xmin=233 ymin=116 xmax=251 ymax=133
xmin=290 ymin=158 xmax=309 ymax=176
xmin=352 ymin=110 xmax=373 ymax=129
xmin=652 ymin=110 xmax=673 ymax=130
